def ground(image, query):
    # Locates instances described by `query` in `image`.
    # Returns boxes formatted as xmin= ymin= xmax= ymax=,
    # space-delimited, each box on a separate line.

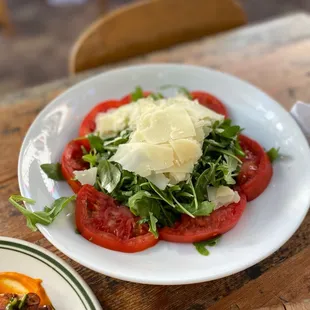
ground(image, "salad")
xmin=10 ymin=87 xmax=279 ymax=254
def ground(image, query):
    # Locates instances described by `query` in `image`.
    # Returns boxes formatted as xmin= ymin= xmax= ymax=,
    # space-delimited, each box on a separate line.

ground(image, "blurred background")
xmin=1 ymin=0 xmax=310 ymax=97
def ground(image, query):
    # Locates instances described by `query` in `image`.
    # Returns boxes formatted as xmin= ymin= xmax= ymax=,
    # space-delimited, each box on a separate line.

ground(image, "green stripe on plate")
xmin=0 ymin=240 xmax=97 ymax=310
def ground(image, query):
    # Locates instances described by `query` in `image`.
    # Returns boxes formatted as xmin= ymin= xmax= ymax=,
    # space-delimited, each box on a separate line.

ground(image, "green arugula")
xmin=131 ymin=86 xmax=164 ymax=101
xmin=40 ymin=163 xmax=64 ymax=181
xmin=149 ymin=93 xmax=164 ymax=100
xmin=131 ymin=86 xmax=144 ymax=102
xmin=82 ymin=152 xmax=97 ymax=167
xmin=8 ymin=195 xmax=76 ymax=231
xmin=193 ymin=236 xmax=221 ymax=256
xmin=87 ymin=135 xmax=104 ymax=152
xmin=267 ymin=147 xmax=280 ymax=163
xmin=149 ymin=212 xmax=158 ymax=238
xmin=192 ymin=201 xmax=215 ymax=216
xmin=129 ymin=191 xmax=162 ymax=237
xmin=97 ymin=160 xmax=121 ymax=193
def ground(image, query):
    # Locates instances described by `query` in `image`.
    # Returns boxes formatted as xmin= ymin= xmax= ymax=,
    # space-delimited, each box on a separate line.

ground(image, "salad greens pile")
xmin=66 ymin=89 xmax=245 ymax=238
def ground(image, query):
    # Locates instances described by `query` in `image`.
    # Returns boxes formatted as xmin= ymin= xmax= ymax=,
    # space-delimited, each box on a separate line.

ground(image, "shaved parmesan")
xmin=73 ymin=167 xmax=97 ymax=186
xmin=96 ymin=95 xmax=224 ymax=187
xmin=110 ymin=143 xmax=174 ymax=177
xmin=146 ymin=173 xmax=169 ymax=190
xmin=170 ymin=139 xmax=202 ymax=164
xmin=207 ymin=186 xmax=240 ymax=209
xmin=169 ymin=172 xmax=189 ymax=184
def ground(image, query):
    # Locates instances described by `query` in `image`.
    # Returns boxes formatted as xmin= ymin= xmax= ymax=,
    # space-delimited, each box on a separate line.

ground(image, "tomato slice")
xmin=61 ymin=138 xmax=90 ymax=193
xmin=79 ymin=100 xmax=124 ymax=137
xmin=120 ymin=91 xmax=152 ymax=104
xmin=159 ymin=194 xmax=246 ymax=243
xmin=76 ymin=185 xmax=158 ymax=253
xmin=237 ymin=135 xmax=273 ymax=201
xmin=191 ymin=91 xmax=228 ymax=117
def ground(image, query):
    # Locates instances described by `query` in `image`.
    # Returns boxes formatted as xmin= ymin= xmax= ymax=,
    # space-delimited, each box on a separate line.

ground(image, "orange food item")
xmin=0 ymin=272 xmax=51 ymax=306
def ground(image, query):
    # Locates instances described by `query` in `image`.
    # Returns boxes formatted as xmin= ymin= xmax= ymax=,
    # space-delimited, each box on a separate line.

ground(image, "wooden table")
xmin=1 ymin=13 xmax=310 ymax=310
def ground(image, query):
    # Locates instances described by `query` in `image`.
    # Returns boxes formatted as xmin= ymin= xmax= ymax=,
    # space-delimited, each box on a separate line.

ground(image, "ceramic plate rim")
xmin=18 ymin=63 xmax=310 ymax=285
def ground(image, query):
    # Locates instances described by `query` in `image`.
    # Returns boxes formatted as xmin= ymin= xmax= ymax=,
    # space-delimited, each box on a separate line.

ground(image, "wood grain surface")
xmin=0 ymin=13 xmax=310 ymax=310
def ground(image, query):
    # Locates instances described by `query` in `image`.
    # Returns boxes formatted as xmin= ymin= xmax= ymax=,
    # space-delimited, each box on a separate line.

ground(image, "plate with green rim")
xmin=0 ymin=237 xmax=101 ymax=310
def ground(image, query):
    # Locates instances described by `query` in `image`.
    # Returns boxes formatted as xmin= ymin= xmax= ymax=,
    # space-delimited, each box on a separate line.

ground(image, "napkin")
xmin=290 ymin=101 xmax=310 ymax=144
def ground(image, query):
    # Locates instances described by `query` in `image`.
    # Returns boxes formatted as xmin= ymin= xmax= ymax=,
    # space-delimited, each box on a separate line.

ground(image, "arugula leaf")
xmin=87 ymin=135 xmax=104 ymax=152
xmin=8 ymin=195 xmax=76 ymax=231
xmin=44 ymin=196 xmax=76 ymax=218
xmin=128 ymin=191 xmax=160 ymax=217
xmin=176 ymin=200 xmax=214 ymax=216
xmin=149 ymin=182 xmax=175 ymax=208
xmin=208 ymin=147 xmax=243 ymax=164
xmin=195 ymin=164 xmax=216 ymax=201
xmin=40 ymin=163 xmax=64 ymax=181
xmin=194 ymin=243 xmax=210 ymax=256
xmin=234 ymin=138 xmax=246 ymax=157
xmin=97 ymin=160 xmax=121 ymax=193
xmin=128 ymin=191 xmax=161 ymax=237
xmin=131 ymin=86 xmax=144 ymax=102
xmin=267 ymin=147 xmax=280 ymax=163
xmin=193 ymin=236 xmax=221 ymax=256
xmin=149 ymin=212 xmax=159 ymax=238
xmin=149 ymin=93 xmax=164 ymax=100
xmin=160 ymin=84 xmax=192 ymax=99
xmin=217 ymin=119 xmax=242 ymax=138
xmin=82 ymin=153 xmax=97 ymax=167
xmin=217 ymin=155 xmax=238 ymax=185
xmin=188 ymin=178 xmax=198 ymax=210
xmin=193 ymin=201 xmax=215 ymax=216
xmin=103 ymin=135 xmax=130 ymax=147
xmin=171 ymin=194 xmax=194 ymax=218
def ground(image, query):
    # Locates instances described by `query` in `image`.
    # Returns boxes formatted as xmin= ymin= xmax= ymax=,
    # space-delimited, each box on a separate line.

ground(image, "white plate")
xmin=18 ymin=64 xmax=310 ymax=285
xmin=0 ymin=237 xmax=101 ymax=309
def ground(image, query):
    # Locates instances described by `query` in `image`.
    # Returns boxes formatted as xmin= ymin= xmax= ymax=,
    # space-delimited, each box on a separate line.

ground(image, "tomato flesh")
xmin=79 ymin=100 xmax=124 ymax=137
xmin=159 ymin=194 xmax=246 ymax=243
xmin=76 ymin=185 xmax=158 ymax=252
xmin=237 ymin=135 xmax=273 ymax=201
xmin=61 ymin=139 xmax=90 ymax=193
xmin=191 ymin=91 xmax=228 ymax=117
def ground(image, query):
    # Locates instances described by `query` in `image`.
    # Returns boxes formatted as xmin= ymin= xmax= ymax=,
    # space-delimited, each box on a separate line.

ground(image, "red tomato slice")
xmin=237 ymin=135 xmax=273 ymax=201
xmin=79 ymin=100 xmax=124 ymax=137
xmin=76 ymin=184 xmax=158 ymax=253
xmin=120 ymin=91 xmax=152 ymax=104
xmin=191 ymin=91 xmax=228 ymax=117
xmin=61 ymin=138 xmax=90 ymax=193
xmin=159 ymin=194 xmax=246 ymax=243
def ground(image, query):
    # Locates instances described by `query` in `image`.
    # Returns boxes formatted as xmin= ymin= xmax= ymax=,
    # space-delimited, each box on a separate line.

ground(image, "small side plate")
xmin=0 ymin=237 xmax=101 ymax=310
